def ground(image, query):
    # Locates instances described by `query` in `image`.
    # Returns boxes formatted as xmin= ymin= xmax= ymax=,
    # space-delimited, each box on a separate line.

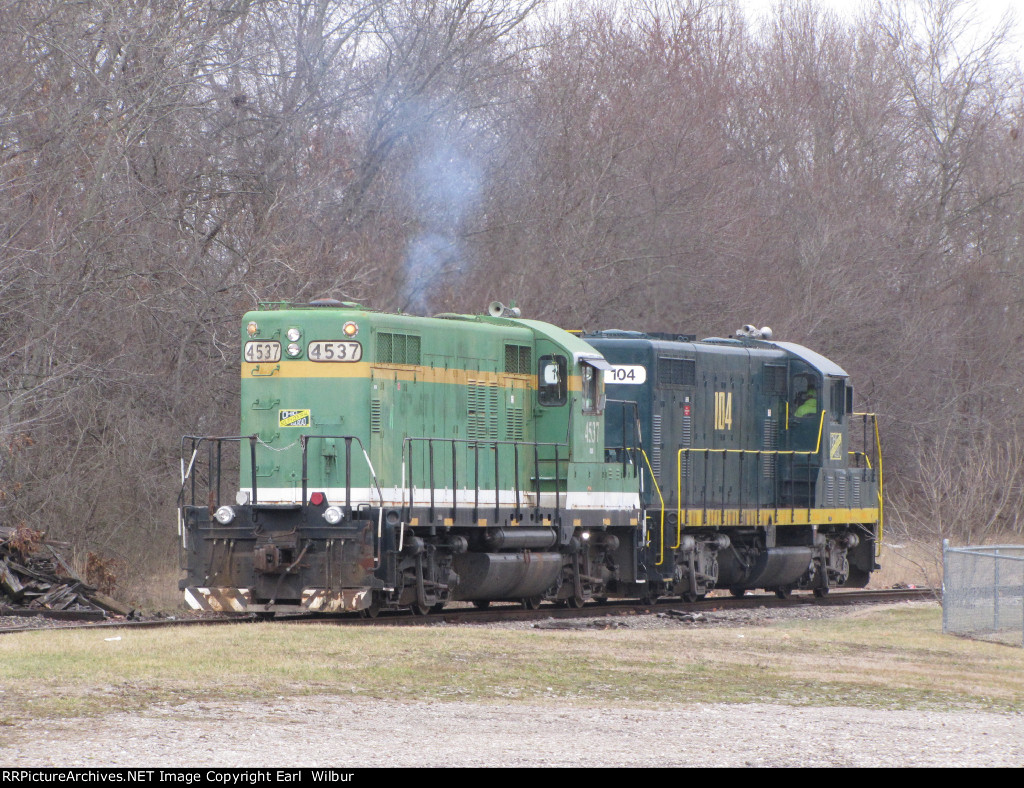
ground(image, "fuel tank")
xmin=452 ymin=552 xmax=563 ymax=601
xmin=716 ymin=546 xmax=813 ymax=589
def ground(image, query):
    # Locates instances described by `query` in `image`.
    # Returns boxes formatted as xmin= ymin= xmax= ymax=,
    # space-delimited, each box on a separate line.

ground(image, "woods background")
xmin=2 ymin=0 xmax=1023 ymax=599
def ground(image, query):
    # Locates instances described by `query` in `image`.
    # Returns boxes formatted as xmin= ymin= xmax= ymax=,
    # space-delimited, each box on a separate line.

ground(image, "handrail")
xmin=640 ymin=449 xmax=667 ymax=565
xmin=675 ymin=444 xmax=821 ymax=530
xmin=179 ymin=433 xmax=388 ymax=567
xmin=399 ymin=401 xmax=579 ymax=523
xmin=852 ymin=412 xmax=884 ymax=556
xmin=872 ymin=415 xmax=883 ymax=556
xmin=179 ymin=435 xmax=254 ymax=508
xmin=400 ymin=434 xmax=572 ymax=523
xmin=300 ymin=434 xmax=386 ymax=568
xmin=666 ymin=412 xmax=881 ymax=550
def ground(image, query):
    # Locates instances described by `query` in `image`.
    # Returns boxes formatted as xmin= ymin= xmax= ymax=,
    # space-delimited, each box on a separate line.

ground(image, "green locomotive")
xmin=178 ymin=304 xmax=881 ymax=614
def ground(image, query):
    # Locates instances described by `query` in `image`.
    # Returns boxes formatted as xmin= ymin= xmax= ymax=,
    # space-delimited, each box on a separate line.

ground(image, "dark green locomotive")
xmin=178 ymin=305 xmax=881 ymax=614
xmin=584 ymin=327 xmax=881 ymax=601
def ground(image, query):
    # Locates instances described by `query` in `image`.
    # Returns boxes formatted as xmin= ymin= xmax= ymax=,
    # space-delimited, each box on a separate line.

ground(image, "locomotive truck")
xmin=178 ymin=302 xmax=881 ymax=615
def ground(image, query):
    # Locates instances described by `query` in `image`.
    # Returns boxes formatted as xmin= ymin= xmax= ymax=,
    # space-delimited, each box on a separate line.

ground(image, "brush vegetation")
xmin=1 ymin=603 xmax=1021 ymax=728
xmin=4 ymin=0 xmax=1024 ymax=594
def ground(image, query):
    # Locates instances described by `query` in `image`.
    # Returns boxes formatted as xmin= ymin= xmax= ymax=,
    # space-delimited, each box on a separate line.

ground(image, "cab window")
xmin=581 ymin=363 xmax=605 ymax=415
xmin=829 ymin=379 xmax=846 ymax=423
xmin=791 ymin=373 xmax=820 ymax=419
xmin=538 ymin=355 xmax=567 ymax=406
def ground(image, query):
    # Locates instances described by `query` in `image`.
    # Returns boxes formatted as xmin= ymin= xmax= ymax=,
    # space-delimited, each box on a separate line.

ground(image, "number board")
xmin=603 ymin=365 xmax=647 ymax=385
xmin=308 ymin=341 xmax=362 ymax=362
xmin=244 ymin=341 xmax=281 ymax=363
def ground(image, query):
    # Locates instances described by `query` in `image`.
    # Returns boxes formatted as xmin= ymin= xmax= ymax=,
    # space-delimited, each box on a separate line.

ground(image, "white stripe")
xmin=240 ymin=486 xmax=640 ymax=511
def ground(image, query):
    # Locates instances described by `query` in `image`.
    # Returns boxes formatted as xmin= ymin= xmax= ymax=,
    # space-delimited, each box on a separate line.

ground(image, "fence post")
xmin=994 ymin=548 xmax=1000 ymax=632
xmin=942 ymin=539 xmax=949 ymax=635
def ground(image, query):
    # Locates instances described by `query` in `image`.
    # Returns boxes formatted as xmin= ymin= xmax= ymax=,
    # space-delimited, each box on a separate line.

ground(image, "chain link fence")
xmin=943 ymin=541 xmax=1024 ymax=647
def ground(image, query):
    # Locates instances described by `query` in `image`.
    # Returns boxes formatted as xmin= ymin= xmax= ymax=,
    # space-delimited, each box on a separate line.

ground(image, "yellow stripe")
xmin=243 ymin=361 xmax=563 ymax=387
xmin=673 ymin=507 xmax=879 ymax=528
xmin=243 ymin=360 xmax=586 ymax=392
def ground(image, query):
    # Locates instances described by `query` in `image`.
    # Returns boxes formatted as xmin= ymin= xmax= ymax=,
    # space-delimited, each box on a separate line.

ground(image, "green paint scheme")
xmin=239 ymin=304 xmax=636 ymax=513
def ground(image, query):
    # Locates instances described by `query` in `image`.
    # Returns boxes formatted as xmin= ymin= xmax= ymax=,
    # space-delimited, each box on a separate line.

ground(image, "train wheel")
xmin=729 ymin=588 xmax=746 ymax=598
xmin=775 ymin=586 xmax=793 ymax=600
xmin=567 ymin=592 xmax=585 ymax=609
xmin=521 ymin=596 xmax=542 ymax=610
xmin=410 ymin=602 xmax=431 ymax=615
xmin=813 ymin=587 xmax=830 ymax=598
xmin=472 ymin=600 xmax=490 ymax=610
xmin=681 ymin=591 xmax=705 ymax=603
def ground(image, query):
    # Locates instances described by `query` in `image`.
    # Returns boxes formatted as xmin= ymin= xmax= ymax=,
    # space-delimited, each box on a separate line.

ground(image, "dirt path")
xmin=4 ymin=696 xmax=1023 ymax=767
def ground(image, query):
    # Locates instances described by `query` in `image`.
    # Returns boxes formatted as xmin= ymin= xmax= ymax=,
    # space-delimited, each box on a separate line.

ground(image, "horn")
xmin=488 ymin=301 xmax=505 ymax=317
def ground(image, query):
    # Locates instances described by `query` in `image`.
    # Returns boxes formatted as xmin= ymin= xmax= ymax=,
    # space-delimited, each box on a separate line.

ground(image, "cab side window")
xmin=581 ymin=363 xmax=605 ymax=415
xmin=829 ymin=379 xmax=845 ymax=423
xmin=538 ymin=355 xmax=567 ymax=406
xmin=792 ymin=373 xmax=820 ymax=418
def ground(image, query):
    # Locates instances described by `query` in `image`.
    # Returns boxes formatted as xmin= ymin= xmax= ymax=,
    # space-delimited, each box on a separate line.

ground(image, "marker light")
xmin=286 ymin=327 xmax=302 ymax=342
xmin=323 ymin=506 xmax=343 ymax=525
xmin=247 ymin=321 xmax=258 ymax=336
xmin=310 ymin=492 xmax=325 ymax=506
xmin=343 ymin=321 xmax=359 ymax=337
xmin=287 ymin=343 xmax=301 ymax=357
xmin=214 ymin=506 xmax=236 ymax=524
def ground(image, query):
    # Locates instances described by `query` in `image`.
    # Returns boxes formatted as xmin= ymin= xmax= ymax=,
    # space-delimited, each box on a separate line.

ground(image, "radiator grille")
xmin=680 ymin=414 xmax=692 ymax=477
xmin=651 ymin=414 xmax=663 ymax=478
xmin=658 ymin=358 xmax=695 ymax=386
xmin=762 ymin=417 xmax=778 ymax=480
xmin=467 ymin=381 xmax=499 ymax=440
xmin=504 ymin=344 xmax=532 ymax=374
xmin=506 ymin=404 xmax=524 ymax=441
xmin=376 ymin=332 xmax=421 ymax=365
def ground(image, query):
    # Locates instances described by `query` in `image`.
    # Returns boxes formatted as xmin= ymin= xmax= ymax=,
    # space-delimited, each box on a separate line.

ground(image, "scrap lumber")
xmin=0 ymin=526 xmax=131 ymax=619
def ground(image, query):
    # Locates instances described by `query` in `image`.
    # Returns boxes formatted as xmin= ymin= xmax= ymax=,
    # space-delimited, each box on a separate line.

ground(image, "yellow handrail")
xmin=848 ymin=451 xmax=872 ymax=469
xmin=852 ymin=413 xmax=884 ymax=556
xmin=873 ymin=416 xmax=884 ymax=556
xmin=640 ymin=449 xmax=667 ymax=566
xmin=675 ymin=411 xmax=826 ymax=527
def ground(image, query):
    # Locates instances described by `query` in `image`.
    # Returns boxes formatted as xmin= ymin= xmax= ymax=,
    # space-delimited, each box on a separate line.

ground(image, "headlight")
xmin=214 ymin=506 xmax=236 ymax=524
xmin=323 ymin=506 xmax=343 ymax=525
xmin=287 ymin=343 xmax=301 ymax=357
xmin=286 ymin=327 xmax=302 ymax=342
xmin=343 ymin=321 xmax=359 ymax=337
xmin=246 ymin=321 xmax=258 ymax=336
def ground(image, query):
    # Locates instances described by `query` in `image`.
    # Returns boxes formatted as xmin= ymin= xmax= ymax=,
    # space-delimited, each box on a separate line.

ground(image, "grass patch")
xmin=1 ymin=603 xmax=1021 ymax=724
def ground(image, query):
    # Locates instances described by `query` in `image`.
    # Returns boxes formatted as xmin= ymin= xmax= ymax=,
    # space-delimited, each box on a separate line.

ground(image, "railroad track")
xmin=0 ymin=587 xmax=936 ymax=635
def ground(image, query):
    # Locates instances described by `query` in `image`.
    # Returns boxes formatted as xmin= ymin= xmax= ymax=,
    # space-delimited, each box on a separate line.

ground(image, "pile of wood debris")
xmin=0 ymin=526 xmax=131 ymax=619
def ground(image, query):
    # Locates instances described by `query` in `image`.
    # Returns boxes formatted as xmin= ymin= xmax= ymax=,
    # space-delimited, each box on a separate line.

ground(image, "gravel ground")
xmin=4 ymin=695 xmax=1023 ymax=767
xmin=3 ymin=600 xmax=1024 ymax=767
